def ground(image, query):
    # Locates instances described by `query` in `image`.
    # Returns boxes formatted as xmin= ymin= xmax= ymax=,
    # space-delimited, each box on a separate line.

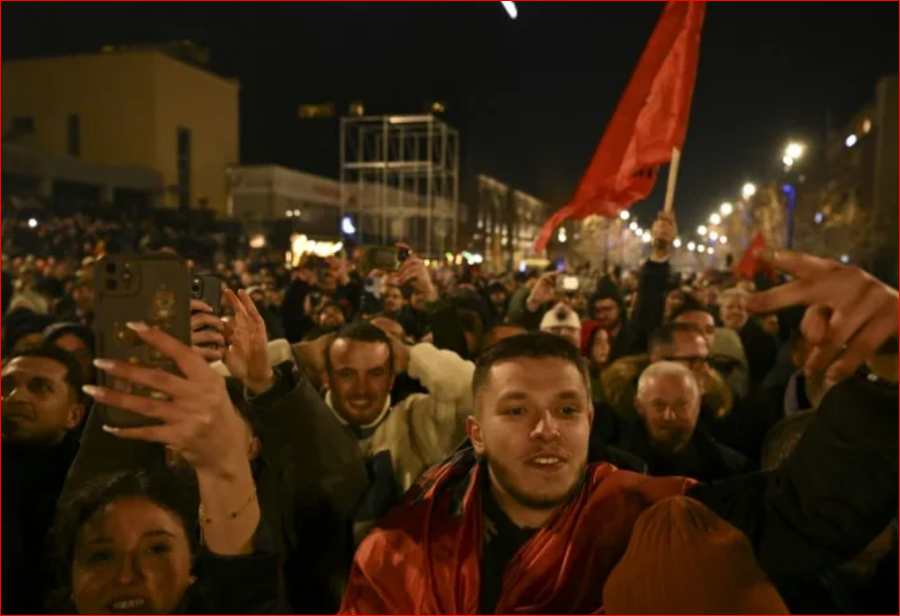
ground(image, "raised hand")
xmin=527 ymin=272 xmax=559 ymax=312
xmin=86 ymin=323 xmax=250 ymax=480
xmin=223 ymin=289 xmax=275 ymax=394
xmin=397 ymin=247 xmax=437 ymax=303
xmin=747 ymin=250 xmax=899 ymax=382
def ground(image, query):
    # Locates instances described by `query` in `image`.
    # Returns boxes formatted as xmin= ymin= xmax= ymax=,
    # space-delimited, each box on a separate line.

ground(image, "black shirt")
xmin=478 ymin=484 xmax=537 ymax=615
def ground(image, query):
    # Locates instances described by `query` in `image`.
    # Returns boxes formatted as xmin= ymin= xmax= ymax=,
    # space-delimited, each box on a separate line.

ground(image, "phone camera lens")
xmin=191 ymin=284 xmax=202 ymax=294
xmin=106 ymin=280 xmax=118 ymax=291
xmin=106 ymin=263 xmax=117 ymax=275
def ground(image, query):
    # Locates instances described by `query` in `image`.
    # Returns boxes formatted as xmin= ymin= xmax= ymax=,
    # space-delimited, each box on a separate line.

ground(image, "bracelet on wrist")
xmin=199 ymin=488 xmax=258 ymax=528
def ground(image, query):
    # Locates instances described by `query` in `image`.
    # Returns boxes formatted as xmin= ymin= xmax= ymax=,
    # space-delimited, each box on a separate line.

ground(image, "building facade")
xmin=2 ymin=50 xmax=240 ymax=215
xmin=794 ymin=75 xmax=898 ymax=282
xmin=470 ymin=175 xmax=549 ymax=271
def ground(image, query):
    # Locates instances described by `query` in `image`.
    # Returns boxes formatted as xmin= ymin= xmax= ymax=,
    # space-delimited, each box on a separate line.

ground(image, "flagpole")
xmin=663 ymin=147 xmax=682 ymax=213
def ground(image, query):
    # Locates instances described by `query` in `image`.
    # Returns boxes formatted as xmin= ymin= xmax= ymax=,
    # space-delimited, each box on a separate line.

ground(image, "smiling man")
xmin=340 ymin=252 xmax=899 ymax=615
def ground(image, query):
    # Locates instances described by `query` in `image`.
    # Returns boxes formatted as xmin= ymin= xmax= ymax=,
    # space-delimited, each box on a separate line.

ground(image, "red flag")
xmin=535 ymin=1 xmax=706 ymax=252
xmin=734 ymin=232 xmax=776 ymax=281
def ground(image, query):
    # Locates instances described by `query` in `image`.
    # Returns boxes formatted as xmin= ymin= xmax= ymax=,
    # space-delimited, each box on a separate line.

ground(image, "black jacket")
xmin=247 ymin=362 xmax=369 ymax=614
xmin=691 ymin=372 xmax=899 ymax=580
xmin=2 ymin=436 xmax=80 ymax=615
xmin=614 ymin=422 xmax=749 ymax=483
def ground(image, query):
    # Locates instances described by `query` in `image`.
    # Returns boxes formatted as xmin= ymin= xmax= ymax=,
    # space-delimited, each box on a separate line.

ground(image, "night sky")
xmin=4 ymin=2 xmax=896 ymax=232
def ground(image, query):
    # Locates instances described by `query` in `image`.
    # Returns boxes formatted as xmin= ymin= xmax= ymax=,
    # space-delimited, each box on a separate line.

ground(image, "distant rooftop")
xmin=98 ymin=40 xmax=211 ymax=70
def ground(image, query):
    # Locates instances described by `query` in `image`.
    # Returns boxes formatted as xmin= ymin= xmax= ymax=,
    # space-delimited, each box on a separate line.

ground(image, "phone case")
xmin=93 ymin=253 xmax=192 ymax=428
xmin=191 ymin=274 xmax=223 ymax=314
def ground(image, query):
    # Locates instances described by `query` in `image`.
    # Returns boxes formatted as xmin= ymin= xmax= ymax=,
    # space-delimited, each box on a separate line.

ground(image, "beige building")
xmin=2 ymin=49 xmax=240 ymax=215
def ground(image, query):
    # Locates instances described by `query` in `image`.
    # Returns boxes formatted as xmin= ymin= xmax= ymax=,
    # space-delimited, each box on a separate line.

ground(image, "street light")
xmin=709 ymin=213 xmax=722 ymax=226
xmin=785 ymin=142 xmax=805 ymax=160
xmin=720 ymin=202 xmax=734 ymax=217
xmin=673 ymin=238 xmax=682 ymax=249
xmin=719 ymin=236 xmax=728 ymax=244
xmin=707 ymin=247 xmax=715 ymax=255
xmin=698 ymin=225 xmax=708 ymax=236
xmin=619 ymin=211 xmax=631 ymax=221
xmin=742 ymin=183 xmax=757 ymax=199
xmin=641 ymin=232 xmax=652 ymax=244
xmin=500 ymin=1 xmax=518 ymax=19
xmin=687 ymin=242 xmax=697 ymax=252
xmin=629 ymin=222 xmax=638 ymax=231
xmin=709 ymin=231 xmax=719 ymax=242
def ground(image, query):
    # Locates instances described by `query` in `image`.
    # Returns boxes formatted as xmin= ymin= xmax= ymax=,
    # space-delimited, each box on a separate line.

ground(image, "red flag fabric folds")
xmin=734 ymin=231 xmax=777 ymax=282
xmin=535 ymin=1 xmax=706 ymax=253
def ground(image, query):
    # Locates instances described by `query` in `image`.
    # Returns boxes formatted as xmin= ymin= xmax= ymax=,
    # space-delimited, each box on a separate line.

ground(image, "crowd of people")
xmin=2 ymin=208 xmax=897 ymax=614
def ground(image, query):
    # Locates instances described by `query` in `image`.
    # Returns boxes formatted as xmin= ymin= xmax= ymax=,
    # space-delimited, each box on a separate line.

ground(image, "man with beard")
xmin=588 ymin=211 xmax=676 ymax=362
xmin=485 ymin=282 xmax=510 ymax=325
xmin=2 ymin=345 xmax=87 ymax=614
xmin=623 ymin=362 xmax=748 ymax=482
xmin=293 ymin=320 xmax=474 ymax=542
xmin=339 ymin=251 xmax=899 ymax=615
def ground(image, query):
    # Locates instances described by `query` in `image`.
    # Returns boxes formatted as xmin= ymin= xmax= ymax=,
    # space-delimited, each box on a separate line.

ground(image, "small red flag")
xmin=734 ymin=232 xmax=776 ymax=281
xmin=535 ymin=1 xmax=707 ymax=253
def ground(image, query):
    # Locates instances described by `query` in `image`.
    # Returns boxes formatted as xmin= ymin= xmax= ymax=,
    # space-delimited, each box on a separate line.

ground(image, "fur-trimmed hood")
xmin=599 ymin=354 xmax=734 ymax=421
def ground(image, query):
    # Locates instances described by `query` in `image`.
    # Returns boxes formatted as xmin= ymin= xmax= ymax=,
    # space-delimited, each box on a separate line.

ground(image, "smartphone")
xmin=559 ymin=275 xmax=580 ymax=293
xmin=361 ymin=245 xmax=410 ymax=274
xmin=191 ymin=274 xmax=223 ymax=314
xmin=93 ymin=253 xmax=191 ymax=428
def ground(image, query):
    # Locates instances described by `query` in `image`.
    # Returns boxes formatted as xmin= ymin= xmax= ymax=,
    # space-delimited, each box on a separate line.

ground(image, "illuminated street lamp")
xmin=687 ymin=242 xmax=697 ymax=252
xmin=709 ymin=231 xmax=719 ymax=242
xmin=709 ymin=213 xmax=722 ymax=226
xmin=641 ymin=231 xmax=652 ymax=244
xmin=619 ymin=210 xmax=631 ymax=221
xmin=698 ymin=225 xmax=708 ymax=236
xmin=629 ymin=222 xmax=639 ymax=231
xmin=785 ymin=142 xmax=805 ymax=160
xmin=742 ymin=183 xmax=757 ymax=200
xmin=719 ymin=236 xmax=728 ymax=244
xmin=673 ymin=238 xmax=682 ymax=249
xmin=720 ymin=202 xmax=734 ymax=217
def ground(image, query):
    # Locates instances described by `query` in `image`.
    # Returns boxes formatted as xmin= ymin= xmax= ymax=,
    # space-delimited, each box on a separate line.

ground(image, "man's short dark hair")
xmin=473 ymin=331 xmax=589 ymax=402
xmin=326 ymin=320 xmax=394 ymax=374
xmin=670 ymin=298 xmax=714 ymax=323
xmin=649 ymin=323 xmax=705 ymax=355
xmin=8 ymin=344 xmax=86 ymax=404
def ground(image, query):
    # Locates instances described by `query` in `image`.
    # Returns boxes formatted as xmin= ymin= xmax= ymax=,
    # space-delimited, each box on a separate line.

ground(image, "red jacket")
xmin=341 ymin=450 xmax=693 ymax=615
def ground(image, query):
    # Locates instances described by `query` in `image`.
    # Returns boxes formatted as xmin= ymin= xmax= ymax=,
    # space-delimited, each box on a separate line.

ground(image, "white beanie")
xmin=540 ymin=302 xmax=582 ymax=332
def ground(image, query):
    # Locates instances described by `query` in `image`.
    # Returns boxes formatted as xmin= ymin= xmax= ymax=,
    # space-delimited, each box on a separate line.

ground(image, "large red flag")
xmin=535 ymin=1 xmax=706 ymax=253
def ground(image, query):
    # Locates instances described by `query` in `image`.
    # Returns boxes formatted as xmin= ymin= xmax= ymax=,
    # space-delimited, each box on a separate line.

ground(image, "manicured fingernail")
xmin=102 ymin=425 xmax=120 ymax=434
xmin=126 ymin=322 xmax=150 ymax=332
xmin=93 ymin=359 xmax=116 ymax=371
xmin=83 ymin=385 xmax=104 ymax=398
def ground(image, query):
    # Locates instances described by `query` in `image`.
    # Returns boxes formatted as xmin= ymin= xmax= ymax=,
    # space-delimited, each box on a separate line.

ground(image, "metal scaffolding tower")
xmin=340 ymin=115 xmax=460 ymax=257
